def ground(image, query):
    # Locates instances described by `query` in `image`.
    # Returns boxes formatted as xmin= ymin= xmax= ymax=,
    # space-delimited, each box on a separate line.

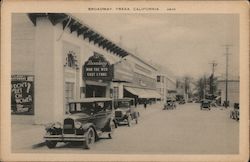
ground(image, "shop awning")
xmin=124 ymin=87 xmax=145 ymax=98
xmin=144 ymin=89 xmax=162 ymax=99
xmin=124 ymin=87 xmax=161 ymax=99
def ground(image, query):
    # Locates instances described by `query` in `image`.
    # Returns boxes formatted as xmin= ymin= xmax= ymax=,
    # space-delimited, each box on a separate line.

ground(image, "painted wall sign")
xmin=113 ymin=61 xmax=134 ymax=82
xmin=83 ymin=52 xmax=113 ymax=81
xmin=11 ymin=75 xmax=34 ymax=115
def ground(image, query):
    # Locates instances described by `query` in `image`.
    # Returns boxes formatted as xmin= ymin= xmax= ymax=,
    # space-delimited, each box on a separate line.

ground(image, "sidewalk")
xmin=12 ymin=123 xmax=46 ymax=152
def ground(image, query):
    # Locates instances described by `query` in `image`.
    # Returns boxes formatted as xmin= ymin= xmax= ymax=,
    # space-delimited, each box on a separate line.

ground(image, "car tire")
xmin=83 ymin=127 xmax=95 ymax=149
xmin=45 ymin=140 xmax=57 ymax=149
xmin=108 ymin=120 xmax=116 ymax=139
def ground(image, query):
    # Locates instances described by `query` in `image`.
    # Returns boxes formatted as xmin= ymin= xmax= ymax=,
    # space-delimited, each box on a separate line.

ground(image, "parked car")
xmin=187 ymin=98 xmax=193 ymax=103
xmin=114 ymin=98 xmax=139 ymax=126
xmin=163 ymin=99 xmax=176 ymax=110
xmin=179 ymin=99 xmax=186 ymax=104
xmin=44 ymin=98 xmax=116 ymax=149
xmin=230 ymin=103 xmax=239 ymax=121
xmin=200 ymin=99 xmax=211 ymax=110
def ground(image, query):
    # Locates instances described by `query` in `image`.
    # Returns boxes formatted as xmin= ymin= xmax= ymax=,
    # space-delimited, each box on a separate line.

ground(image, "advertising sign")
xmin=11 ymin=75 xmax=34 ymax=115
xmin=83 ymin=52 xmax=113 ymax=81
xmin=113 ymin=61 xmax=134 ymax=82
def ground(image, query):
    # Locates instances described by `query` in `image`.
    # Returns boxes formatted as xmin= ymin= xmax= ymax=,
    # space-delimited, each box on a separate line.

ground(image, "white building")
xmin=11 ymin=13 xmax=160 ymax=124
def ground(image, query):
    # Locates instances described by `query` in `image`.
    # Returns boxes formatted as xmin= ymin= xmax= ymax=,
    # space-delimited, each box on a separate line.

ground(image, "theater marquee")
xmin=83 ymin=52 xmax=113 ymax=81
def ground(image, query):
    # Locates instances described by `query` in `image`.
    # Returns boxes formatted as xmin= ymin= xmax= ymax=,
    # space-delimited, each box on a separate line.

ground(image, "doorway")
xmin=86 ymin=84 xmax=106 ymax=97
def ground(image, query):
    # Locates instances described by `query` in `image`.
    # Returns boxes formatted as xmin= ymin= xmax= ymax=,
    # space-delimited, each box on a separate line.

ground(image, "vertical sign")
xmin=11 ymin=75 xmax=34 ymax=115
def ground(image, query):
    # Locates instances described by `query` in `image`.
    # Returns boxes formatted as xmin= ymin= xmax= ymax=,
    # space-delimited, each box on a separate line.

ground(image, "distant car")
xmin=163 ymin=99 xmax=176 ymax=110
xmin=200 ymin=100 xmax=211 ymax=110
xmin=114 ymin=98 xmax=139 ymax=126
xmin=230 ymin=103 xmax=239 ymax=121
xmin=179 ymin=99 xmax=186 ymax=104
xmin=187 ymin=99 xmax=193 ymax=103
xmin=44 ymin=98 xmax=116 ymax=149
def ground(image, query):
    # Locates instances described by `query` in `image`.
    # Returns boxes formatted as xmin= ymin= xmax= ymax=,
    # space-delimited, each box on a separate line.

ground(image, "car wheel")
xmin=83 ymin=127 xmax=95 ymax=149
xmin=108 ymin=120 xmax=116 ymax=139
xmin=45 ymin=140 xmax=57 ymax=149
xmin=127 ymin=115 xmax=132 ymax=127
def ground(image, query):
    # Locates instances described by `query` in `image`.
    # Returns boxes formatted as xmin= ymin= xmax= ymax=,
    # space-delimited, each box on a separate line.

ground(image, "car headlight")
xmin=75 ymin=121 xmax=82 ymax=129
xmin=54 ymin=122 xmax=62 ymax=129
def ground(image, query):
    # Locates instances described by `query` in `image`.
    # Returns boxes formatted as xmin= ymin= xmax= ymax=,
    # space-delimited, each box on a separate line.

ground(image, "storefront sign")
xmin=11 ymin=75 xmax=34 ymax=115
xmin=114 ymin=61 xmax=134 ymax=82
xmin=83 ymin=53 xmax=113 ymax=81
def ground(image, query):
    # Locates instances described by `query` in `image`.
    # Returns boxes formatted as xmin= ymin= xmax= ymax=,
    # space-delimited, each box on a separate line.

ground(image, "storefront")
xmin=82 ymin=52 xmax=113 ymax=98
xmin=11 ymin=13 xmax=159 ymax=124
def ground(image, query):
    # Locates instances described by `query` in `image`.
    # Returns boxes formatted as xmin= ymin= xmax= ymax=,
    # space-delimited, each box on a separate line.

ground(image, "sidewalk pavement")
xmin=11 ymin=102 xmax=164 ymax=152
xmin=12 ymin=123 xmax=46 ymax=152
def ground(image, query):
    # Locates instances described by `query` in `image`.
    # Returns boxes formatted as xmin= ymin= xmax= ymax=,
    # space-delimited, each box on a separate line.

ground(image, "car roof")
xmin=69 ymin=97 xmax=112 ymax=103
xmin=115 ymin=98 xmax=134 ymax=101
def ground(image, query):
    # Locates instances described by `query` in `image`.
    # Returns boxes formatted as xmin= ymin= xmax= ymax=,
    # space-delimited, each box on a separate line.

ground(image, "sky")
xmin=73 ymin=13 xmax=239 ymax=79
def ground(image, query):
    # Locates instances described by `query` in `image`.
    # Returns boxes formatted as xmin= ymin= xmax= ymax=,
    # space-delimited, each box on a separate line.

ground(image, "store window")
xmin=65 ymin=82 xmax=75 ymax=112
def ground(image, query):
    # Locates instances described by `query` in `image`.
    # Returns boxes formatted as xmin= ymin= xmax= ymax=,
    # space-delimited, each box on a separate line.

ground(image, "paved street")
xmin=12 ymin=102 xmax=239 ymax=154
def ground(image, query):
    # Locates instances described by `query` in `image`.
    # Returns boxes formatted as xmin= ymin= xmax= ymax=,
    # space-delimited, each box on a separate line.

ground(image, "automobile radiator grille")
xmin=63 ymin=118 xmax=75 ymax=134
xmin=115 ymin=111 xmax=122 ymax=117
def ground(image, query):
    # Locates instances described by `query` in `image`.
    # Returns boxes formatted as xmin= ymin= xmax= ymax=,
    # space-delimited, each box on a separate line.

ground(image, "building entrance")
xmin=86 ymin=84 xmax=106 ymax=97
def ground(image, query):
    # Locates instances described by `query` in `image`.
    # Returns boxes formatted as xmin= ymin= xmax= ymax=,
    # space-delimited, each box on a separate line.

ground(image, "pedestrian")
xmin=144 ymin=100 xmax=147 ymax=109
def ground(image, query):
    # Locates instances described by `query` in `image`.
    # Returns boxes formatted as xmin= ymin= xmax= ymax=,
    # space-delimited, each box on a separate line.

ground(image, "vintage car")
xmin=200 ymin=99 xmax=211 ymax=110
xmin=44 ymin=98 xmax=116 ymax=149
xmin=114 ymin=98 xmax=139 ymax=126
xmin=187 ymin=98 xmax=193 ymax=103
xmin=163 ymin=99 xmax=176 ymax=110
xmin=230 ymin=103 xmax=239 ymax=121
xmin=178 ymin=99 xmax=186 ymax=104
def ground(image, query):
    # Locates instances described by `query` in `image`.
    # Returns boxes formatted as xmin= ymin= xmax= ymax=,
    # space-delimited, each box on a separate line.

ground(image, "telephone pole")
xmin=209 ymin=61 xmax=217 ymax=96
xmin=223 ymin=44 xmax=232 ymax=108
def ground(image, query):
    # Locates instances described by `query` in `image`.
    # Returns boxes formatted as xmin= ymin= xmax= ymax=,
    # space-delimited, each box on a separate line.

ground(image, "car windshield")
xmin=117 ymin=101 xmax=130 ymax=108
xmin=69 ymin=101 xmax=112 ymax=114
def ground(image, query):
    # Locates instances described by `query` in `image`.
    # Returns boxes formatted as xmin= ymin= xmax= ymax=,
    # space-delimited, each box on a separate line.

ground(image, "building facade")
xmin=11 ymin=13 xmax=159 ymax=124
xmin=156 ymin=74 xmax=176 ymax=102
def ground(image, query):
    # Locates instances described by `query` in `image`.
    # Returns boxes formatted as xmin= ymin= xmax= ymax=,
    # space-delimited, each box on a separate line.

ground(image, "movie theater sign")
xmin=83 ymin=53 xmax=113 ymax=81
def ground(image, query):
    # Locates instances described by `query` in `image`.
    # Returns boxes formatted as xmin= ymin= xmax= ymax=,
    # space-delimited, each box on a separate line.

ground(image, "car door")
xmin=93 ymin=101 xmax=108 ymax=130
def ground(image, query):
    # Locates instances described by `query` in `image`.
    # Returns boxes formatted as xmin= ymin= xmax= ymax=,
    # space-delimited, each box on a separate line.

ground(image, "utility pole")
xmin=203 ymin=75 xmax=206 ymax=99
xmin=209 ymin=61 xmax=217 ymax=96
xmin=223 ymin=44 xmax=232 ymax=108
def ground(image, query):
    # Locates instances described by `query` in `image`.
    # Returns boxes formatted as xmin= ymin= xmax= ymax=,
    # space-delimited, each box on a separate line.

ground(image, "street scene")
xmin=10 ymin=12 xmax=240 ymax=155
xmin=12 ymin=102 xmax=239 ymax=154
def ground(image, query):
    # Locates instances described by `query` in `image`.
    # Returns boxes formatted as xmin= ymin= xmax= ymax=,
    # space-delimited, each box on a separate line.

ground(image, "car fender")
xmin=82 ymin=123 xmax=96 ymax=132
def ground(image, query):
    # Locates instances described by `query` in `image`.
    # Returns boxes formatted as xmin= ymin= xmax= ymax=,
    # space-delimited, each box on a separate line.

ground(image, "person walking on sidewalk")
xmin=144 ymin=100 xmax=147 ymax=110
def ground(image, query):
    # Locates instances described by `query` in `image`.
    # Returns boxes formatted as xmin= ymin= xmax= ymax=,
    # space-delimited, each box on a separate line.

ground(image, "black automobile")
xmin=200 ymin=99 xmax=211 ymax=110
xmin=163 ymin=99 xmax=176 ymax=110
xmin=179 ymin=99 xmax=186 ymax=104
xmin=230 ymin=103 xmax=239 ymax=121
xmin=114 ymin=98 xmax=139 ymax=126
xmin=44 ymin=98 xmax=116 ymax=149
